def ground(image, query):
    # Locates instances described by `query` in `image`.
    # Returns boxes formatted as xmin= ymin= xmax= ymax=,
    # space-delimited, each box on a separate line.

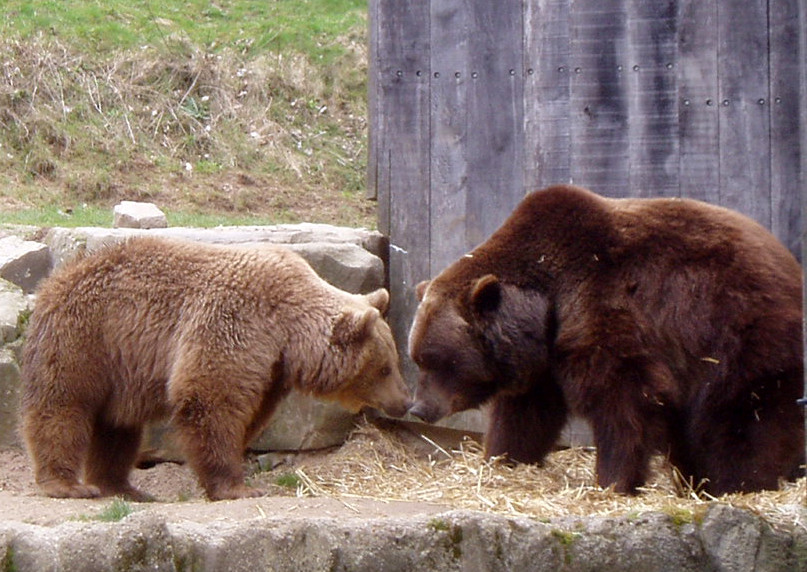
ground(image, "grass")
xmin=73 ymin=497 xmax=135 ymax=523
xmin=0 ymin=0 xmax=375 ymax=229
xmin=96 ymin=498 xmax=135 ymax=522
xmin=274 ymin=472 xmax=302 ymax=490
xmin=0 ymin=0 xmax=367 ymax=63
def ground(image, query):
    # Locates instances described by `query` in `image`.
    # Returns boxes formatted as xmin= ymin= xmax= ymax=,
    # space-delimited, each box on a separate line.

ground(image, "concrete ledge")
xmin=0 ymin=500 xmax=804 ymax=571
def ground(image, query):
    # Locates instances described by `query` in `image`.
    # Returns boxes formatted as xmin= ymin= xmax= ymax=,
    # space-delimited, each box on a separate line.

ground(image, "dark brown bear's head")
xmin=408 ymin=274 xmax=553 ymax=423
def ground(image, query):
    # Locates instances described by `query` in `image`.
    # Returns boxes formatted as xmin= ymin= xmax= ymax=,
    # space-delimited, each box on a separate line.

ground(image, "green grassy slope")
xmin=0 ymin=0 xmax=374 ymax=227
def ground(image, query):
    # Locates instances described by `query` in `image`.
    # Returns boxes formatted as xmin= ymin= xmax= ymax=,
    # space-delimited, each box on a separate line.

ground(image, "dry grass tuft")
xmin=278 ymin=418 xmax=807 ymax=531
xmin=0 ymin=35 xmax=373 ymax=226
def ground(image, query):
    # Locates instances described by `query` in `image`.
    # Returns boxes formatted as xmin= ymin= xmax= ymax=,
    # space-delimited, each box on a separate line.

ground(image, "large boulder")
xmin=44 ymin=224 xmax=387 ymax=268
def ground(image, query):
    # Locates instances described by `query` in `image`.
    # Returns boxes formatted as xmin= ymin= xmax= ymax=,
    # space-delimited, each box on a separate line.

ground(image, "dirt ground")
xmin=0 ymin=421 xmax=455 ymax=526
xmin=3 ymin=417 xmax=805 ymax=530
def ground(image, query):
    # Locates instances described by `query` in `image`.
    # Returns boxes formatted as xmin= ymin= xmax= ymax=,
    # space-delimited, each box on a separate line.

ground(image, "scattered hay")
xmin=267 ymin=418 xmax=806 ymax=531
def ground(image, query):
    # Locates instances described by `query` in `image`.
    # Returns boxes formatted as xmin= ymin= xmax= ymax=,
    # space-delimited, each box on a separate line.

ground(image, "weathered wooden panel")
xmin=464 ymin=0 xmax=524 ymax=248
xmin=371 ymin=0 xmax=432 ymax=388
xmin=717 ymin=0 xmax=771 ymax=227
xmin=569 ymin=0 xmax=631 ymax=197
xmin=626 ymin=0 xmax=679 ymax=197
xmin=677 ymin=0 xmax=719 ymax=204
xmin=801 ymin=0 xmax=807 ymax=444
xmin=524 ymin=0 xmax=571 ymax=191
xmin=770 ymin=0 xmax=802 ymax=256
xmin=430 ymin=0 xmax=472 ymax=273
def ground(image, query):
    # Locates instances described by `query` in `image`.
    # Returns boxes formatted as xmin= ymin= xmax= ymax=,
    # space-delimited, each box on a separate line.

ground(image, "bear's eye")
xmin=380 ymin=365 xmax=392 ymax=377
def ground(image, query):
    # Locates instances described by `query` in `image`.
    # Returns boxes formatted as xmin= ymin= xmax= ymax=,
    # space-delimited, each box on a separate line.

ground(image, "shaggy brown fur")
xmin=409 ymin=184 xmax=804 ymax=495
xmin=21 ymin=237 xmax=410 ymax=501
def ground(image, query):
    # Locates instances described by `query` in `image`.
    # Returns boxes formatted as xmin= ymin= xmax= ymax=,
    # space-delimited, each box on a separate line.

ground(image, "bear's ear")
xmin=364 ymin=288 xmax=390 ymax=315
xmin=331 ymin=308 xmax=380 ymax=347
xmin=469 ymin=274 xmax=501 ymax=314
xmin=415 ymin=280 xmax=431 ymax=301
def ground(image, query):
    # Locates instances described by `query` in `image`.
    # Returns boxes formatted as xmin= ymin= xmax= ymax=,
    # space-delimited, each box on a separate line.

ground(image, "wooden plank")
xmin=769 ymin=0 xmax=802 ymax=257
xmin=717 ymin=0 xmax=771 ymax=227
xmin=427 ymin=0 xmax=523 ymax=434
xmin=366 ymin=0 xmax=379 ymax=201
xmin=677 ymin=0 xmax=719 ymax=204
xmin=429 ymin=0 xmax=471 ymax=274
xmin=524 ymin=0 xmax=572 ymax=191
xmin=372 ymin=0 xmax=431 ymax=389
xmin=464 ymin=0 xmax=524 ymax=247
xmin=801 ymin=0 xmax=807 ymax=443
xmin=569 ymin=0 xmax=631 ymax=198
xmin=625 ymin=0 xmax=679 ymax=198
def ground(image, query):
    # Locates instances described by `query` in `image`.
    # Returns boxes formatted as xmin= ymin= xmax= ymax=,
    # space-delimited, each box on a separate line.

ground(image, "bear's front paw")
xmin=207 ymin=484 xmax=266 ymax=501
xmin=96 ymin=484 xmax=156 ymax=503
xmin=39 ymin=480 xmax=102 ymax=499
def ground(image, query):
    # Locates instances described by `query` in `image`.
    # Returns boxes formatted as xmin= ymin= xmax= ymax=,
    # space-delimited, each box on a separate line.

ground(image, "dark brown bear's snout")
xmin=407 ymin=400 xmax=444 ymax=424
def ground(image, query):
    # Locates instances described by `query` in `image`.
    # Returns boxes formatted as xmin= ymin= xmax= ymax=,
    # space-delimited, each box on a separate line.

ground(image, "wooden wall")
xmin=369 ymin=0 xmax=804 ymax=433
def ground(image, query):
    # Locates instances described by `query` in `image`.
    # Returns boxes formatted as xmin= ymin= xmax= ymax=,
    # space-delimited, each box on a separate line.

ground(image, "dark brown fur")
xmin=21 ymin=237 xmax=411 ymax=501
xmin=409 ymin=184 xmax=804 ymax=495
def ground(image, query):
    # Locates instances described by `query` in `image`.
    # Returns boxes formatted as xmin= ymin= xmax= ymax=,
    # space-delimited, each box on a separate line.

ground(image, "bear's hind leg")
xmin=689 ymin=388 xmax=805 ymax=495
xmin=21 ymin=406 xmax=101 ymax=499
xmin=172 ymin=388 xmax=265 ymax=501
xmin=85 ymin=420 xmax=154 ymax=502
xmin=174 ymin=417 xmax=263 ymax=501
xmin=589 ymin=409 xmax=656 ymax=495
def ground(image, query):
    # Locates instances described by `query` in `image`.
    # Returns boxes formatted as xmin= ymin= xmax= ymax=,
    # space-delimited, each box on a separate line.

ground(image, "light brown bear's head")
xmin=408 ymin=275 xmax=553 ymax=423
xmin=326 ymin=288 xmax=412 ymax=418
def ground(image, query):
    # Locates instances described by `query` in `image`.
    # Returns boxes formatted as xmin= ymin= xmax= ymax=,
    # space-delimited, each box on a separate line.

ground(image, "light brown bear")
xmin=21 ymin=237 xmax=411 ymax=501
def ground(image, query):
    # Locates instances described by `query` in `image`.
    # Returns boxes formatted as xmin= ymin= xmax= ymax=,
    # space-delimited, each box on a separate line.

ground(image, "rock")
xmin=250 ymin=390 xmax=357 ymax=452
xmin=1 ymin=507 xmax=806 ymax=571
xmin=45 ymin=224 xmax=386 ymax=268
xmin=0 ymin=236 xmax=51 ymax=294
xmin=285 ymin=242 xmax=385 ymax=293
xmin=0 ymin=279 xmax=30 ymax=344
xmin=141 ymin=392 xmax=357 ymax=467
xmin=0 ymin=345 xmax=21 ymax=447
xmin=0 ymin=279 xmax=29 ymax=447
xmin=113 ymin=201 xmax=168 ymax=229
xmin=699 ymin=504 xmax=800 ymax=572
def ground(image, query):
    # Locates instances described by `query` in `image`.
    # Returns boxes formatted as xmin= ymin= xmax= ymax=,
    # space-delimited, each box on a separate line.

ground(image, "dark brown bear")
xmin=408 ymin=184 xmax=804 ymax=495
xmin=21 ymin=237 xmax=411 ymax=501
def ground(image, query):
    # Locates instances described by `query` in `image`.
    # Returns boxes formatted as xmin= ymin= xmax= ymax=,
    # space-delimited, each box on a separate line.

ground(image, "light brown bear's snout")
xmin=377 ymin=375 xmax=413 ymax=418
xmin=382 ymin=396 xmax=414 ymax=418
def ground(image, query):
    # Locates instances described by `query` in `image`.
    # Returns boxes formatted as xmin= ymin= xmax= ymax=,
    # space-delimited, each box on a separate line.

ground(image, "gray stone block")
xmin=0 ymin=279 xmax=29 ymax=344
xmin=286 ymin=242 xmax=385 ymax=294
xmin=250 ymin=390 xmax=357 ymax=452
xmin=0 ymin=346 xmax=21 ymax=447
xmin=0 ymin=235 xmax=52 ymax=294
xmin=113 ymin=201 xmax=168 ymax=229
xmin=45 ymin=224 xmax=386 ymax=268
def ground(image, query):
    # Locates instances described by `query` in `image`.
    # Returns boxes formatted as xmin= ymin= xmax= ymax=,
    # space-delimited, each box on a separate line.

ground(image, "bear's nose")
xmin=382 ymin=398 xmax=413 ymax=418
xmin=407 ymin=401 xmax=438 ymax=424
